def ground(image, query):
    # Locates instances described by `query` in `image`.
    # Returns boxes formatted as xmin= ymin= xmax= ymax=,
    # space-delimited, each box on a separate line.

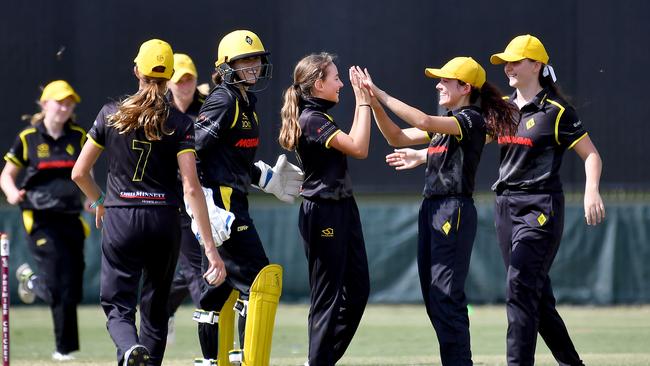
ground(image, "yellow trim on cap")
xmin=546 ymin=99 xmax=566 ymax=145
xmin=451 ymin=116 xmax=463 ymax=142
xmin=177 ymin=148 xmax=196 ymax=157
xmin=325 ymin=130 xmax=341 ymax=149
xmin=22 ymin=210 xmax=34 ymax=235
xmin=86 ymin=134 xmax=105 ymax=149
xmin=219 ymin=186 xmax=233 ymax=211
xmin=230 ymin=99 xmax=240 ymax=129
xmin=19 ymin=128 xmax=37 ymax=162
xmin=4 ymin=154 xmax=24 ymax=168
xmin=568 ymin=132 xmax=588 ymax=150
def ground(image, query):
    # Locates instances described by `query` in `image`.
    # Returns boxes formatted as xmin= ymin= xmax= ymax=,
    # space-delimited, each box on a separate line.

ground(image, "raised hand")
xmin=349 ymin=66 xmax=371 ymax=105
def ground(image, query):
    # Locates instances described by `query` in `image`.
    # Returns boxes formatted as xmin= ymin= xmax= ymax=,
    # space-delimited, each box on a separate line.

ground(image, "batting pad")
xmin=218 ymin=290 xmax=239 ymax=366
xmin=242 ymin=264 xmax=283 ymax=366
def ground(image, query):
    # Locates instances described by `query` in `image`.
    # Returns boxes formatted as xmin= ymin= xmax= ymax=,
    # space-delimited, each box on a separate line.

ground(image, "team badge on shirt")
xmin=65 ymin=144 xmax=75 ymax=155
xmin=241 ymin=113 xmax=252 ymax=129
xmin=37 ymin=143 xmax=50 ymax=158
xmin=321 ymin=228 xmax=334 ymax=237
xmin=525 ymin=118 xmax=536 ymax=130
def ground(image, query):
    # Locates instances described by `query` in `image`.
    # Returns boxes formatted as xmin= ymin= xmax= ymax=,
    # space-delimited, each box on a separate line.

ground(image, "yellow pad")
xmin=218 ymin=290 xmax=239 ymax=366
xmin=242 ymin=264 xmax=283 ymax=366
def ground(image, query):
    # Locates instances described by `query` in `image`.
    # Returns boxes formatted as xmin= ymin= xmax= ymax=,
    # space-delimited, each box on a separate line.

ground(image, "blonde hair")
xmin=279 ymin=52 xmax=335 ymax=151
xmin=108 ymin=76 xmax=172 ymax=140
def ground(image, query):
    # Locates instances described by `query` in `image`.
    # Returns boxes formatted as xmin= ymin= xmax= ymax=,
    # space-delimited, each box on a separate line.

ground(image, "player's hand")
xmin=83 ymin=198 xmax=95 ymax=213
xmin=6 ymin=189 xmax=25 ymax=205
xmin=386 ymin=148 xmax=426 ymax=170
xmin=359 ymin=67 xmax=377 ymax=98
xmin=584 ymin=189 xmax=605 ymax=225
xmin=95 ymin=205 xmax=105 ymax=229
xmin=203 ymin=249 xmax=226 ymax=286
xmin=350 ymin=67 xmax=371 ymax=105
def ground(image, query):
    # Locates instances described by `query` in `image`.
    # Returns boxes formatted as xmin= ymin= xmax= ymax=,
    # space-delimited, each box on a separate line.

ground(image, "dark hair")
xmin=538 ymin=70 xmax=572 ymax=106
xmin=464 ymin=81 xmax=518 ymax=137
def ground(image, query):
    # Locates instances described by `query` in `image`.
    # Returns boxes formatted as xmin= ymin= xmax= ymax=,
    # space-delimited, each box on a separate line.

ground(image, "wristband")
xmin=90 ymin=192 xmax=105 ymax=209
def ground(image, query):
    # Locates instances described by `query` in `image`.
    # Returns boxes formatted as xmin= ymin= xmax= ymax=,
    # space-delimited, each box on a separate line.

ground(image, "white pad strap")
xmin=193 ymin=358 xmax=217 ymax=366
xmin=192 ymin=309 xmax=219 ymax=324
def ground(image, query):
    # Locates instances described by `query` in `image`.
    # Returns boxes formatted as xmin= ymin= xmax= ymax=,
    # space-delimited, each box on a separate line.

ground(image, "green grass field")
xmin=8 ymin=304 xmax=650 ymax=365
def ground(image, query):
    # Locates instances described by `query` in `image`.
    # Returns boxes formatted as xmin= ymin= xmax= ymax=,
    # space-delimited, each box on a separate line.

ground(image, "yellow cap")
xmin=490 ymin=34 xmax=549 ymax=65
xmin=215 ymin=30 xmax=269 ymax=67
xmin=425 ymin=57 xmax=486 ymax=88
xmin=40 ymin=80 xmax=81 ymax=103
xmin=170 ymin=53 xmax=198 ymax=83
xmin=134 ymin=39 xmax=174 ymax=80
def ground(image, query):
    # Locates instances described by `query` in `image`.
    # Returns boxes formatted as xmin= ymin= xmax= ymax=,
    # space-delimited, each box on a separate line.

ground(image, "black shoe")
xmin=123 ymin=344 xmax=150 ymax=366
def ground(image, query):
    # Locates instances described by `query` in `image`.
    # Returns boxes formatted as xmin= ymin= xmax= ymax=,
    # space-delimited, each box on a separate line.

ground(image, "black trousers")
xmin=197 ymin=190 xmax=269 ymax=359
xmin=495 ymin=192 xmax=583 ymax=366
xmin=299 ymin=197 xmax=369 ymax=366
xmin=418 ymin=196 xmax=475 ymax=366
xmin=24 ymin=210 xmax=85 ymax=354
xmin=100 ymin=206 xmax=180 ymax=366
xmin=167 ymin=212 xmax=203 ymax=314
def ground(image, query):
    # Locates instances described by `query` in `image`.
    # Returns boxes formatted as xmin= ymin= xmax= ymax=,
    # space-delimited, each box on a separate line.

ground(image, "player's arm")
xmin=371 ymin=97 xmax=430 ymax=147
xmin=328 ymin=66 xmax=372 ymax=159
xmin=360 ymin=68 xmax=460 ymax=136
xmin=71 ymin=142 xmax=104 ymax=228
xmin=0 ymin=161 xmax=25 ymax=205
xmin=572 ymin=135 xmax=605 ymax=226
xmin=178 ymin=151 xmax=226 ymax=286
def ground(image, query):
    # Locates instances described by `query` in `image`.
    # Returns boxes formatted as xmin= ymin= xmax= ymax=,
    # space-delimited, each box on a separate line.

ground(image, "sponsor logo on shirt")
xmin=37 ymin=160 xmax=76 ymax=169
xmin=497 ymin=136 xmax=533 ymax=147
xmin=237 ymin=225 xmax=249 ymax=232
xmin=119 ymin=191 xmax=166 ymax=203
xmin=234 ymin=138 xmax=259 ymax=148
xmin=241 ymin=113 xmax=252 ymax=129
xmin=321 ymin=228 xmax=334 ymax=237
xmin=427 ymin=146 xmax=448 ymax=155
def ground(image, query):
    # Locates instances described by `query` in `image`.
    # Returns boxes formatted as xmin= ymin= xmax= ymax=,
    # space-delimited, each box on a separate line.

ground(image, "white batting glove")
xmin=185 ymin=187 xmax=235 ymax=246
xmin=254 ymin=154 xmax=304 ymax=203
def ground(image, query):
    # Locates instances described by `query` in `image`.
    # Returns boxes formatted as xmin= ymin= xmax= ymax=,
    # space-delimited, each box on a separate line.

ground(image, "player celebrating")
xmin=360 ymin=57 xmax=517 ymax=365
xmin=278 ymin=53 xmax=372 ymax=366
xmin=192 ymin=30 xmax=302 ymax=366
xmin=1 ymin=80 xmax=89 ymax=361
xmin=490 ymin=34 xmax=605 ymax=366
xmin=71 ymin=39 xmax=226 ymax=366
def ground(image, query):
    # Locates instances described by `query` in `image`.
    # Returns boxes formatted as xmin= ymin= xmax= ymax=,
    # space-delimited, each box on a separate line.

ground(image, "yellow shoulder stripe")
xmin=451 ymin=116 xmax=463 ymax=142
xmin=177 ymin=148 xmax=196 ymax=157
xmin=424 ymin=130 xmax=431 ymax=141
xmin=546 ymin=99 xmax=566 ymax=145
xmin=230 ymin=99 xmax=240 ymax=129
xmin=325 ymin=130 xmax=341 ymax=149
xmin=4 ymin=154 xmax=24 ymax=168
xmin=19 ymin=128 xmax=37 ymax=161
xmin=86 ymin=134 xmax=105 ymax=149
xmin=568 ymin=132 xmax=588 ymax=150
xmin=69 ymin=124 xmax=87 ymax=146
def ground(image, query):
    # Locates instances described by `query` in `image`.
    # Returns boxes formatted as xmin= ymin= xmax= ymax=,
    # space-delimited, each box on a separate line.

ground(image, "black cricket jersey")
xmin=195 ymin=83 xmax=261 ymax=194
xmin=423 ymin=105 xmax=486 ymax=197
xmin=492 ymin=88 xmax=587 ymax=193
xmin=87 ymin=102 xmax=195 ymax=207
xmin=167 ymin=89 xmax=205 ymax=122
xmin=3 ymin=120 xmax=87 ymax=213
xmin=296 ymin=97 xmax=353 ymax=200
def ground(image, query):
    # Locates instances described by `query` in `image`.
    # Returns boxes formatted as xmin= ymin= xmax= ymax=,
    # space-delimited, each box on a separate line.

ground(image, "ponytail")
xmin=538 ymin=71 xmax=572 ymax=107
xmin=279 ymin=85 xmax=302 ymax=150
xmin=108 ymin=77 xmax=172 ymax=141
xmin=278 ymin=52 xmax=335 ymax=151
xmin=470 ymin=81 xmax=519 ymax=137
